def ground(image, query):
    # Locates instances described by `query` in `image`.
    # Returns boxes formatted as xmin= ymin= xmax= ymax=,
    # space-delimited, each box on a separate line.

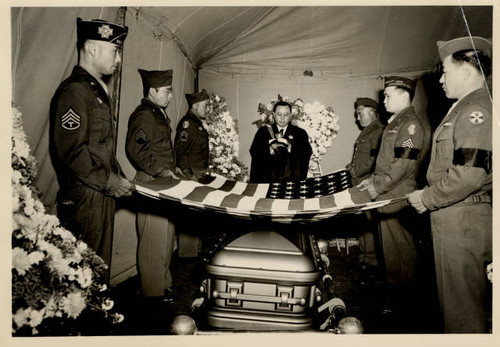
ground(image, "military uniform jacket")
xmin=174 ymin=111 xmax=209 ymax=178
xmin=422 ymin=88 xmax=492 ymax=210
xmin=249 ymin=123 xmax=312 ymax=183
xmin=49 ymin=65 xmax=123 ymax=195
xmin=372 ymin=106 xmax=426 ymax=198
xmin=349 ymin=119 xmax=385 ymax=185
xmin=126 ymin=98 xmax=176 ymax=182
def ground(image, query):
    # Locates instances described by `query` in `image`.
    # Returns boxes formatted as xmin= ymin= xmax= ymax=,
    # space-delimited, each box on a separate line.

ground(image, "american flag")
xmin=134 ymin=170 xmax=405 ymax=223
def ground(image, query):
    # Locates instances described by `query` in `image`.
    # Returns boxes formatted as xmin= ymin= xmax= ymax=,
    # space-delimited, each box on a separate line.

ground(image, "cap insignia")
xmin=98 ymin=24 xmax=113 ymax=39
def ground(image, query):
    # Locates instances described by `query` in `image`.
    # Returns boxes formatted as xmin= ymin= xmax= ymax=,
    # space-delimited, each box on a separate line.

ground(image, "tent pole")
xmin=110 ymin=6 xmax=127 ymax=156
xmin=194 ymin=68 xmax=200 ymax=92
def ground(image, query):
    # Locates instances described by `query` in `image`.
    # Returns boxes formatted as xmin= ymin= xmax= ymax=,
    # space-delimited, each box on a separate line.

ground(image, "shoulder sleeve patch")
xmin=469 ymin=111 xmax=485 ymax=124
xmin=61 ymin=108 xmax=81 ymax=130
xmin=183 ymin=120 xmax=190 ymax=129
xmin=180 ymin=130 xmax=189 ymax=142
xmin=408 ymin=123 xmax=416 ymax=135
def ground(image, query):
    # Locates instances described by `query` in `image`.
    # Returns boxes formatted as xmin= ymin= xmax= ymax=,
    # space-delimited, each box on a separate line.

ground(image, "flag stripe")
xmin=133 ymin=170 xmax=406 ymax=223
xmin=220 ymin=193 xmax=245 ymax=208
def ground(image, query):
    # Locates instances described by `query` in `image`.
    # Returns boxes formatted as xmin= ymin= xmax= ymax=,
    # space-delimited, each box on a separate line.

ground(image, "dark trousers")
xmin=376 ymin=201 xmax=419 ymax=288
xmin=357 ymin=210 xmax=378 ymax=266
xmin=431 ymin=203 xmax=492 ymax=333
xmin=57 ymin=184 xmax=115 ymax=285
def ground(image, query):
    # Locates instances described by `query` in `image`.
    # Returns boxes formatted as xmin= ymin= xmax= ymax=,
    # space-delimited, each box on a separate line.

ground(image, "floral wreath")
xmin=11 ymin=107 xmax=123 ymax=335
xmin=204 ymin=92 xmax=249 ymax=182
xmin=256 ymin=95 xmax=340 ymax=176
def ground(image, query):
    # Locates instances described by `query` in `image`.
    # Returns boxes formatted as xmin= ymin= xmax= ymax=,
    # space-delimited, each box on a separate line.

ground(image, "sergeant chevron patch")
xmin=402 ymin=138 xmax=415 ymax=148
xmin=61 ymin=108 xmax=80 ymax=130
xmin=136 ymin=129 xmax=147 ymax=143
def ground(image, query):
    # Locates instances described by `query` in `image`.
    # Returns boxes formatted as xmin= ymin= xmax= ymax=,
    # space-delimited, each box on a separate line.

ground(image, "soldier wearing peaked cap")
xmin=49 ymin=18 xmax=132 ymax=284
xmin=346 ymin=97 xmax=385 ymax=268
xmin=174 ymin=89 xmax=210 ymax=181
xmin=408 ymin=36 xmax=492 ymax=333
xmin=126 ymin=69 xmax=185 ymax=300
xmin=358 ymin=76 xmax=430 ymax=306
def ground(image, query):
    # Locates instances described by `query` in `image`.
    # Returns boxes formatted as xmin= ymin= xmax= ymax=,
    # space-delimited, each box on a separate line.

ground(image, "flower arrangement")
xmin=204 ymin=92 xmax=249 ymax=182
xmin=11 ymin=106 xmax=123 ymax=336
xmin=256 ymin=95 xmax=340 ymax=176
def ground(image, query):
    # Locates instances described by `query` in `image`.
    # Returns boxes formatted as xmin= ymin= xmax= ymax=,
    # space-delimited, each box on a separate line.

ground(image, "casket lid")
xmin=209 ymin=231 xmax=316 ymax=273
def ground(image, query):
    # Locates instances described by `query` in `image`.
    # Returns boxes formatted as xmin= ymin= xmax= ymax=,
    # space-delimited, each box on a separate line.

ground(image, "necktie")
xmin=279 ymin=129 xmax=284 ymax=136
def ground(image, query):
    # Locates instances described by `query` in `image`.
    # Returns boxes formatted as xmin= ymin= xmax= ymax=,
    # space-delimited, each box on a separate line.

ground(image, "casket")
xmin=202 ymin=231 xmax=322 ymax=331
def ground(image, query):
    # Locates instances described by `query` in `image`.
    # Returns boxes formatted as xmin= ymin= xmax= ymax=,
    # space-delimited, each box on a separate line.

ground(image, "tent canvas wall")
xmin=10 ymin=5 xmax=493 ymax=284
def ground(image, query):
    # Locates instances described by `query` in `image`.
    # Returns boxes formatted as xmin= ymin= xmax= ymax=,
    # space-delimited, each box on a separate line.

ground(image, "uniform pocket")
xmin=459 ymin=206 xmax=491 ymax=239
xmin=89 ymin=110 xmax=111 ymax=144
xmin=356 ymin=140 xmax=371 ymax=155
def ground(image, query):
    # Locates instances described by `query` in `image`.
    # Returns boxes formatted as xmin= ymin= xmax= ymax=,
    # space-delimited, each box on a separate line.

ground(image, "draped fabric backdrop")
xmin=10 ymin=5 xmax=493 ymax=284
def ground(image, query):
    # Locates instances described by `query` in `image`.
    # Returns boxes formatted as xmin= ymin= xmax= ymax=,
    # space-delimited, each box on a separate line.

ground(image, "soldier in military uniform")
xmin=346 ymin=97 xmax=384 ymax=268
xmin=408 ymin=37 xmax=492 ymax=333
xmin=49 ymin=18 xmax=132 ymax=284
xmin=347 ymin=98 xmax=385 ymax=186
xmin=126 ymin=69 xmax=184 ymax=300
xmin=249 ymin=101 xmax=312 ymax=183
xmin=174 ymin=89 xmax=210 ymax=181
xmin=359 ymin=77 xmax=429 ymax=302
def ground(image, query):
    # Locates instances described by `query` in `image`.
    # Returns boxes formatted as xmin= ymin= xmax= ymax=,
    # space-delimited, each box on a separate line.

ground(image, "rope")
xmin=457 ymin=3 xmax=494 ymax=112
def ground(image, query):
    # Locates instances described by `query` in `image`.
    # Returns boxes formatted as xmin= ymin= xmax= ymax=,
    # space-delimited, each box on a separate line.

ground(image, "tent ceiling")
xmin=130 ymin=6 xmax=492 ymax=77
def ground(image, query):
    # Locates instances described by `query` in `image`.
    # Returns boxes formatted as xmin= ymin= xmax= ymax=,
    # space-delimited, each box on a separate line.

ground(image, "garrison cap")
xmin=355 ymin=97 xmax=378 ymax=109
xmin=138 ymin=69 xmax=174 ymax=90
xmin=186 ymin=89 xmax=209 ymax=106
xmin=384 ymin=76 xmax=416 ymax=93
xmin=76 ymin=17 xmax=128 ymax=47
xmin=437 ymin=36 xmax=492 ymax=60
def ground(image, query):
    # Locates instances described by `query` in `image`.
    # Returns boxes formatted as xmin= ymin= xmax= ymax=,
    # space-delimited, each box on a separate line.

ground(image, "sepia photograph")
xmin=4 ymin=0 xmax=498 ymax=346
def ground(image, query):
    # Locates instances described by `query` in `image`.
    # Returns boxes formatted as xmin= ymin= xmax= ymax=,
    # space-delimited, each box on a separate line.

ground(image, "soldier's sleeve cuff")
xmin=421 ymin=188 xmax=437 ymax=211
xmin=104 ymin=173 xmax=122 ymax=196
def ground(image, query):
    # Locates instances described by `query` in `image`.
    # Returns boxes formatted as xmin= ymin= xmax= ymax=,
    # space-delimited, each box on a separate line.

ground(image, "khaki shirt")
xmin=422 ymin=88 xmax=492 ymax=210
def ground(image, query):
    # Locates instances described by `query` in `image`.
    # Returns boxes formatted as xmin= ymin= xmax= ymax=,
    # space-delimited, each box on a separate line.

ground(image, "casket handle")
xmin=212 ymin=290 xmax=307 ymax=307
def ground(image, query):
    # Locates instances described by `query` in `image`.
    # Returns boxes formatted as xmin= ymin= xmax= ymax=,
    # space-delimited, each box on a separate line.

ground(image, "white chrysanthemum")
xmin=12 ymin=170 xmax=22 ymax=185
xmin=112 ymin=313 xmax=125 ymax=324
xmin=60 ymin=292 xmax=86 ymax=319
xmin=28 ymin=251 xmax=44 ymax=266
xmin=102 ymin=298 xmax=114 ymax=311
xmin=27 ymin=308 xmax=44 ymax=328
xmin=12 ymin=191 xmax=20 ymax=213
xmin=76 ymin=241 xmax=88 ymax=253
xmin=14 ymin=137 xmax=31 ymax=159
xmin=43 ymin=296 xmax=59 ymax=319
xmin=13 ymin=308 xmax=29 ymax=328
xmin=12 ymin=247 xmax=32 ymax=276
xmin=78 ymin=267 xmax=93 ymax=288
xmin=23 ymin=197 xmax=36 ymax=216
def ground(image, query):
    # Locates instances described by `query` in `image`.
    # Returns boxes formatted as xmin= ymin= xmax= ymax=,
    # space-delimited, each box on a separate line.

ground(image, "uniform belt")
xmin=462 ymin=194 xmax=491 ymax=204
